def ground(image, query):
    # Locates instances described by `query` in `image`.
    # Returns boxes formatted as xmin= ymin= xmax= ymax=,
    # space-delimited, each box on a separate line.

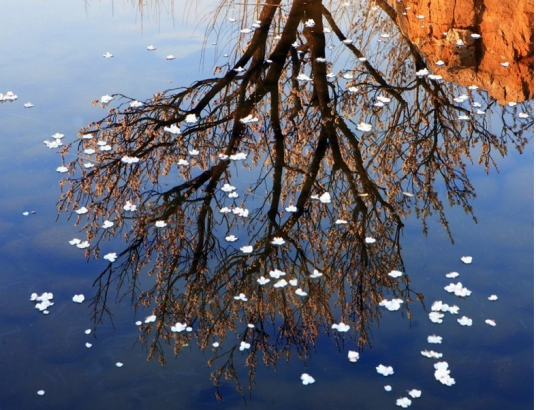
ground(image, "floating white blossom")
xmin=0 ymin=91 xmax=18 ymax=101
xmin=144 ymin=315 xmax=156 ymax=323
xmin=297 ymin=73 xmax=312 ymax=81
xmin=185 ymin=114 xmax=198 ymax=123
xmin=435 ymin=60 xmax=445 ymax=66
xmin=274 ymin=279 xmax=288 ymax=288
xmin=166 ymin=55 xmax=176 ymax=60
xmin=379 ymin=298 xmax=404 ymax=311
xmin=396 ymin=397 xmax=412 ymax=408
xmin=316 ymin=57 xmax=326 ymax=63
xmin=171 ymin=322 xmax=187 ymax=332
xmin=72 ymin=294 xmax=85 ymax=304
xmin=37 ymin=390 xmax=45 ymax=396
xmin=121 ymin=156 xmax=140 ymax=164
xmin=421 ymin=350 xmax=443 ymax=359
xmin=239 ymin=28 xmax=253 ymax=34
xmin=240 ymin=245 xmax=253 ymax=254
xmin=445 ymin=272 xmax=459 ymax=279
xmin=69 ymin=238 xmax=81 ymax=246
xmin=56 ymin=166 xmax=68 ymax=173
xmin=310 ymin=269 xmax=323 ymax=278
xmin=232 ymin=207 xmax=249 ymax=217
xmin=471 ymin=33 xmax=481 ymax=39
xmin=269 ymin=269 xmax=286 ymax=279
xmin=220 ymin=207 xmax=231 ymax=214
xmin=431 ymin=301 xmax=449 ymax=312
xmin=488 ymin=294 xmax=498 ymax=301
xmin=457 ymin=316 xmax=473 ymax=326
xmin=301 ymin=373 xmax=315 ymax=385
xmin=177 ymin=159 xmax=189 ymax=166
xmin=103 ymin=52 xmax=113 ymax=58
xmin=129 ymin=100 xmax=143 ymax=108
xmin=285 ymin=205 xmax=298 ymax=212
xmin=123 ymin=201 xmax=137 ymax=212
xmin=295 ymin=288 xmax=307 ymax=297
xmin=343 ymin=38 xmax=353 ymax=44
xmin=212 ymin=342 xmax=220 ymax=347
xmin=240 ymin=115 xmax=258 ymax=124
xmin=428 ymin=74 xmax=443 ymax=80
xmin=75 ymin=206 xmax=89 ymax=215
xmin=147 ymin=45 xmax=156 ymax=50
xmin=348 ymin=350 xmax=359 ymax=362
xmin=376 ymin=364 xmax=394 ymax=376
xmin=239 ymin=341 xmax=251 ymax=351
xmin=365 ymin=237 xmax=376 ymax=244
xmin=304 ymin=19 xmax=315 ymax=27
xmin=427 ymin=335 xmax=442 ymax=344
xmin=189 ymin=149 xmax=199 ymax=156
xmin=444 ymin=282 xmax=472 ymax=297
xmin=103 ymin=252 xmax=117 ymax=262
xmin=416 ymin=68 xmax=429 ymax=77
xmin=518 ymin=112 xmax=530 ymax=119
xmin=85 ymin=329 xmax=92 ymax=335
xmin=101 ymin=95 xmax=113 ymax=104
xmin=429 ymin=311 xmax=444 ymax=323
xmin=230 ymin=152 xmax=247 ymax=160
xmin=335 ymin=219 xmax=348 ymax=224
xmin=271 ymin=237 xmax=285 ymax=246
xmin=83 ymin=162 xmax=95 ymax=169
xmin=357 ymin=122 xmax=372 ymax=132
xmin=388 ymin=270 xmax=403 ymax=278
xmin=500 ymin=62 xmax=509 ymax=67
xmin=30 ymin=292 xmax=54 ymax=314
xmin=233 ymin=66 xmax=245 ymax=72
xmin=86 ymin=343 xmax=92 ymax=348
xmin=221 ymin=183 xmax=236 ymax=192
xmin=332 ymin=322 xmax=350 ymax=332
xmin=102 ymin=220 xmax=114 ymax=229
xmin=225 ymin=235 xmax=238 ymax=242
xmin=44 ymin=139 xmax=62 ymax=149
xmin=257 ymin=276 xmax=270 ymax=285
xmin=76 ymin=241 xmax=90 ymax=249
xmin=460 ymin=256 xmax=472 ymax=264
xmin=288 ymin=279 xmax=298 ymax=286
xmin=319 ymin=192 xmax=331 ymax=203
xmin=434 ymin=361 xmax=455 ymax=386
xmin=234 ymin=293 xmax=248 ymax=302
xmin=115 ymin=362 xmax=124 ymax=368
xmin=384 ymin=385 xmax=392 ymax=392
xmin=485 ymin=319 xmax=496 ymax=326
xmin=164 ymin=125 xmax=181 ymax=135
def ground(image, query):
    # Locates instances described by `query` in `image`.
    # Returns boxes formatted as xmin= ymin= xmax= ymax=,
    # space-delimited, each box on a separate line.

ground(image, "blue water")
xmin=0 ymin=1 xmax=533 ymax=409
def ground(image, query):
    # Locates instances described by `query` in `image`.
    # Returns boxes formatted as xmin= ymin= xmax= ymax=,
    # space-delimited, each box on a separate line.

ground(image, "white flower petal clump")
xmin=434 ymin=362 xmax=455 ymax=386
xmin=300 ymin=373 xmax=315 ymax=385
xmin=376 ymin=364 xmax=394 ymax=376
xmin=332 ymin=322 xmax=350 ymax=332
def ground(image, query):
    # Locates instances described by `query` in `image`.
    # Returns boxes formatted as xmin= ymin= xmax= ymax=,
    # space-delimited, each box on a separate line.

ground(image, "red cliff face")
xmin=391 ymin=0 xmax=534 ymax=104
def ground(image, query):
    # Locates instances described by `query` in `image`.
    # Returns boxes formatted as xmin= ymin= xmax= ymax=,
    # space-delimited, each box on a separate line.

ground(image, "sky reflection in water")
xmin=0 ymin=0 xmax=533 ymax=409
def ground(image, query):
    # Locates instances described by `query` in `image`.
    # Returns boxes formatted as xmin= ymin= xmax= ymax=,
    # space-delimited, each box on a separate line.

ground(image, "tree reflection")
xmin=58 ymin=0 xmax=532 ymax=397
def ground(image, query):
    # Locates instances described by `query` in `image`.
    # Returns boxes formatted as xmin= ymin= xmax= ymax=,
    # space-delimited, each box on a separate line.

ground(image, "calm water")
xmin=0 ymin=1 xmax=533 ymax=409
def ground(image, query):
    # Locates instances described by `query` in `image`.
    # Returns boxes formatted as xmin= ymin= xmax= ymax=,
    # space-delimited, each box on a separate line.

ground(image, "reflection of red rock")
xmin=391 ymin=0 xmax=534 ymax=104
